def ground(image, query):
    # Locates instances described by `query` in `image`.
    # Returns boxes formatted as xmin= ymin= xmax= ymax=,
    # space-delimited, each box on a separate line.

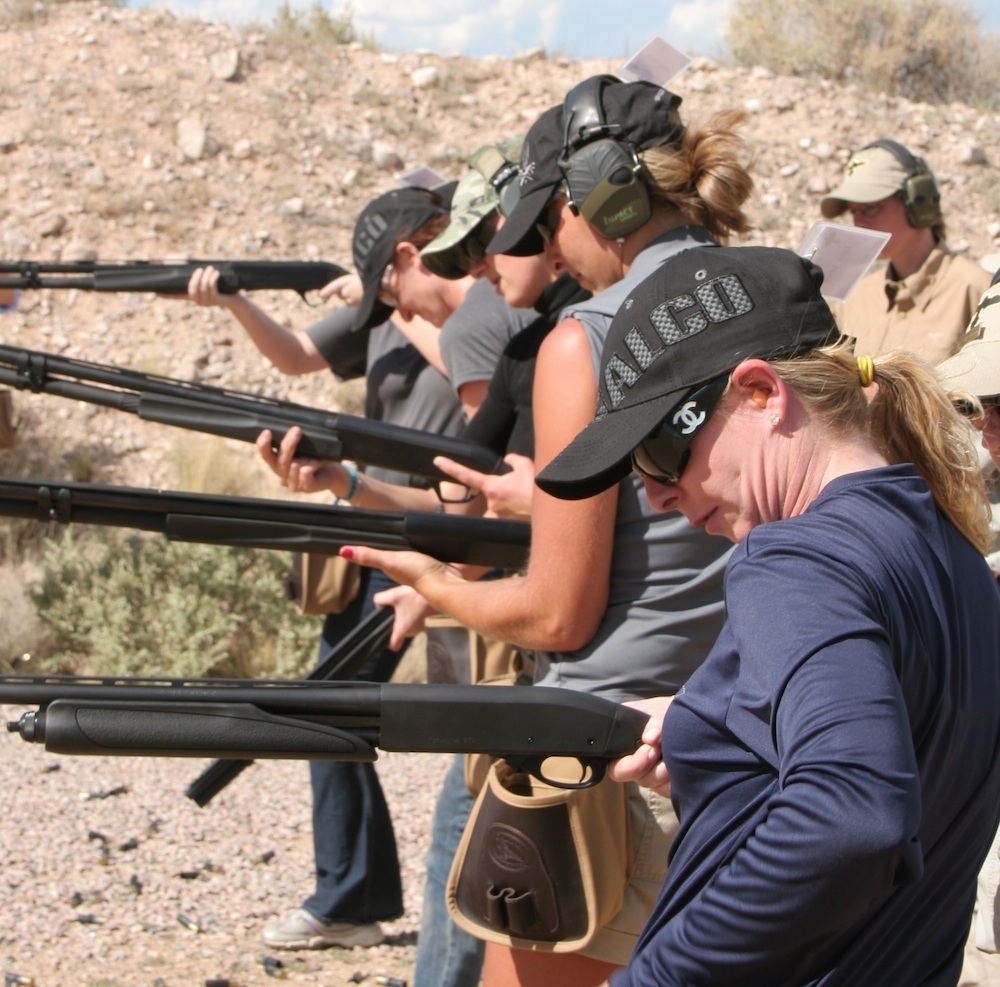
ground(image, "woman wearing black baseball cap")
xmin=538 ymin=245 xmax=1000 ymax=987
xmin=342 ymin=75 xmax=755 ymax=986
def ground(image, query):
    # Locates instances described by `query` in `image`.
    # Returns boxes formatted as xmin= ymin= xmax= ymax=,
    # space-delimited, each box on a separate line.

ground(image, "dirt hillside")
xmin=1 ymin=3 xmax=998 ymax=494
xmin=0 ymin=4 xmax=999 ymax=986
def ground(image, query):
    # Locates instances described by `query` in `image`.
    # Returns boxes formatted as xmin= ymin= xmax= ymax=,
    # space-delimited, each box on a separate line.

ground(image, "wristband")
xmin=341 ymin=463 xmax=359 ymax=504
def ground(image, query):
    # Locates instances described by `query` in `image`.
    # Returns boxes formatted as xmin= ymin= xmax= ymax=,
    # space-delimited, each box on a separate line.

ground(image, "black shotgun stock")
xmin=1 ymin=675 xmax=648 ymax=790
xmin=0 ymin=259 xmax=349 ymax=300
xmin=0 ymin=343 xmax=504 ymax=482
xmin=0 ymin=477 xmax=530 ymax=570
xmin=184 ymin=607 xmax=395 ymax=806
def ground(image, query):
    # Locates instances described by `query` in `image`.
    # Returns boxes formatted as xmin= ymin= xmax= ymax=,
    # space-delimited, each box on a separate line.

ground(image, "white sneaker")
xmin=261 ymin=909 xmax=385 ymax=950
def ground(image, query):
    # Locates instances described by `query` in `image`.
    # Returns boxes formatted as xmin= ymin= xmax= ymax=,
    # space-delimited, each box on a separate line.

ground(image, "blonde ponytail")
xmin=772 ymin=342 xmax=992 ymax=553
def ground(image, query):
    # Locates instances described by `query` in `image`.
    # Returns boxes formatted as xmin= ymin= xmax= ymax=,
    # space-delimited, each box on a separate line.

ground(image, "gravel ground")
xmin=0 ymin=706 xmax=453 ymax=987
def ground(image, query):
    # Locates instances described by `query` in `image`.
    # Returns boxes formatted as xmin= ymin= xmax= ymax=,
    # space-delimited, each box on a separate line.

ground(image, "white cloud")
xmin=129 ymin=0 xmax=735 ymax=57
xmin=664 ymin=0 xmax=734 ymax=57
xmin=131 ymin=0 xmax=285 ymax=26
xmin=128 ymin=0 xmax=996 ymax=56
xmin=350 ymin=0 xmax=562 ymax=57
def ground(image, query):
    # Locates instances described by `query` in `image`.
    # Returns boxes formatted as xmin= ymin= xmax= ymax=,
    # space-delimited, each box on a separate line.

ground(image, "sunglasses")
xmin=956 ymin=394 xmax=1000 ymax=420
xmin=423 ymin=215 xmax=499 ymax=280
xmin=535 ymin=202 xmax=562 ymax=246
xmin=497 ymin=175 xmax=521 ymax=219
xmin=630 ymin=375 xmax=730 ymax=486
xmin=461 ymin=215 xmax=498 ymax=266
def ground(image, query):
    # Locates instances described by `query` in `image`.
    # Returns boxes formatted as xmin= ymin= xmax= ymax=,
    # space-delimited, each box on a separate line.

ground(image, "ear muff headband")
xmin=558 ymin=75 xmax=651 ymax=239
xmin=861 ymin=138 xmax=941 ymax=229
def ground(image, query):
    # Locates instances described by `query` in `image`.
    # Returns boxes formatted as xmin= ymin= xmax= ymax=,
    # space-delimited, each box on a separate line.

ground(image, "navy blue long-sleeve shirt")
xmin=615 ymin=465 xmax=1000 ymax=986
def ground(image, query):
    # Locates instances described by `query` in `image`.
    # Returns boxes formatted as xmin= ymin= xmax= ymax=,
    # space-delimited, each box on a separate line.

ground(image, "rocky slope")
xmin=1 ymin=5 xmax=997 ymax=491
xmin=0 ymin=4 xmax=999 ymax=985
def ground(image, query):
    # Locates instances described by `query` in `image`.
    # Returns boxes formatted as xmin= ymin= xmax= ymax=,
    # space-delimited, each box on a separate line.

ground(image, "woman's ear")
xmin=730 ymin=359 xmax=787 ymax=420
xmin=396 ymin=241 xmax=420 ymax=264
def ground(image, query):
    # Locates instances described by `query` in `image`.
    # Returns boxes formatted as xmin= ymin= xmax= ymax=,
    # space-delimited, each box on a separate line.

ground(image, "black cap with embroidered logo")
xmin=536 ymin=246 xmax=842 ymax=500
xmin=487 ymin=77 xmax=685 ymax=258
xmin=352 ymin=185 xmax=450 ymax=332
xmin=484 ymin=106 xmax=564 ymax=258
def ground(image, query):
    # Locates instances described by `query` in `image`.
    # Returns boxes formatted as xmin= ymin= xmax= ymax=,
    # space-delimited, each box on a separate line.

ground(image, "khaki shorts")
xmin=578 ymin=782 xmax=678 ymax=966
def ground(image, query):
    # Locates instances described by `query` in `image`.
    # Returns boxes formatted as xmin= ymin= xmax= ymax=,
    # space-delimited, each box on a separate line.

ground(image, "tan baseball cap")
xmin=821 ymin=145 xmax=911 ymax=218
xmin=936 ymin=282 xmax=1000 ymax=399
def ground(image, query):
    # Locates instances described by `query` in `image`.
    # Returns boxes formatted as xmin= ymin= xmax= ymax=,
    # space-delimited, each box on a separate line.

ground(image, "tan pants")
xmin=961 ymin=919 xmax=1000 ymax=986
xmin=578 ymin=783 xmax=677 ymax=966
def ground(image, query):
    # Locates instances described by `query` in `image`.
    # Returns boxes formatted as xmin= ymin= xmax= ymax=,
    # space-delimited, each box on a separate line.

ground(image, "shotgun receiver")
xmin=0 ymin=259 xmax=349 ymax=300
xmin=1 ymin=675 xmax=648 ymax=789
xmin=0 ymin=476 xmax=530 ymax=570
xmin=0 ymin=343 xmax=504 ymax=482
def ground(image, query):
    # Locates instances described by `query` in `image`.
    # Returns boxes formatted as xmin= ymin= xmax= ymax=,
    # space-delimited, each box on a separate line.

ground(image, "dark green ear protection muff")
xmin=559 ymin=75 xmax=652 ymax=239
xmin=862 ymin=138 xmax=941 ymax=229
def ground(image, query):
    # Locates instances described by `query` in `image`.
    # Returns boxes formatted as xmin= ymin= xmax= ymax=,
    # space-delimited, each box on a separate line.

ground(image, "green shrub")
xmin=265 ymin=1 xmax=379 ymax=51
xmin=31 ymin=530 xmax=319 ymax=680
xmin=726 ymin=0 xmax=1000 ymax=110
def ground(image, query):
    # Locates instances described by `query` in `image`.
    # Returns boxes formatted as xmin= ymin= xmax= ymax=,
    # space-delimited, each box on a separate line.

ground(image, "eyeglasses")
xmin=378 ymin=260 xmax=398 ymax=307
xmin=630 ymin=375 xmax=730 ymax=486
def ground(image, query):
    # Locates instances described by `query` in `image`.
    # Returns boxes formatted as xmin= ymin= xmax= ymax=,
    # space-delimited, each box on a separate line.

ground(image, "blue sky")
xmin=129 ymin=0 xmax=1000 ymax=61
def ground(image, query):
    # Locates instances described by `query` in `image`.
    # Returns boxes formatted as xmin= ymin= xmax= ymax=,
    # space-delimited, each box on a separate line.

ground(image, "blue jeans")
xmin=302 ymin=567 xmax=405 ymax=924
xmin=414 ymin=752 xmax=485 ymax=987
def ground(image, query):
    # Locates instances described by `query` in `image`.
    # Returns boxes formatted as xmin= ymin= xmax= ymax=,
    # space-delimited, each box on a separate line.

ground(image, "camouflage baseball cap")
xmin=937 ymin=281 xmax=1000 ymax=399
xmin=421 ymin=137 xmax=524 ymax=280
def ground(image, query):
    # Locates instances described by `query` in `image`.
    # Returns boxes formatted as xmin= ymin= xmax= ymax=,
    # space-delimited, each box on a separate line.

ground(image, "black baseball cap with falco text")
xmin=536 ymin=245 xmax=842 ymax=500
xmin=352 ymin=185 xmax=451 ymax=332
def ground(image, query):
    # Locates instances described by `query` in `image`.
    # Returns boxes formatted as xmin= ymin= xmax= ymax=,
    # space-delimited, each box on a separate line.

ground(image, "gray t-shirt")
xmin=438 ymin=278 xmax=535 ymax=391
xmin=534 ymin=227 xmax=733 ymax=703
xmin=308 ymin=307 xmax=465 ymax=487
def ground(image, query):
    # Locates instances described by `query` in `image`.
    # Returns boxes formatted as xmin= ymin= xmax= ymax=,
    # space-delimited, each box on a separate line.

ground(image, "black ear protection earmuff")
xmin=861 ymin=139 xmax=941 ymax=229
xmin=558 ymin=75 xmax=652 ymax=240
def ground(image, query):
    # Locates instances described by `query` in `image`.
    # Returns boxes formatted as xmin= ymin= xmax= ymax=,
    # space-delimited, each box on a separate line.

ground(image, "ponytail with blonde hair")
xmin=771 ymin=341 xmax=992 ymax=553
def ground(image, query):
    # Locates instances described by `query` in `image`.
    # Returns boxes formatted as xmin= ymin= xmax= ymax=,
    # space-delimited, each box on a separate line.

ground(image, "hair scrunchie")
xmin=857 ymin=354 xmax=875 ymax=387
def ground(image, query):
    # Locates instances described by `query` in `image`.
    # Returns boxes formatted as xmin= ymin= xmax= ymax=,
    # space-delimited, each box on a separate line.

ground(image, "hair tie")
xmin=857 ymin=355 xmax=875 ymax=387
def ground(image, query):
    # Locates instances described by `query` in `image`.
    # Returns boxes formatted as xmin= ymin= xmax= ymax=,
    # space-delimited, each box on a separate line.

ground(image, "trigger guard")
xmin=502 ymin=755 xmax=605 ymax=790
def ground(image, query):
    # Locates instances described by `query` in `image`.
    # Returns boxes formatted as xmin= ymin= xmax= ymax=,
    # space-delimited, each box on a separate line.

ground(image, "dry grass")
xmin=0 ymin=564 xmax=46 ymax=665
xmin=727 ymin=0 xmax=1000 ymax=110
xmin=167 ymin=433 xmax=280 ymax=498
